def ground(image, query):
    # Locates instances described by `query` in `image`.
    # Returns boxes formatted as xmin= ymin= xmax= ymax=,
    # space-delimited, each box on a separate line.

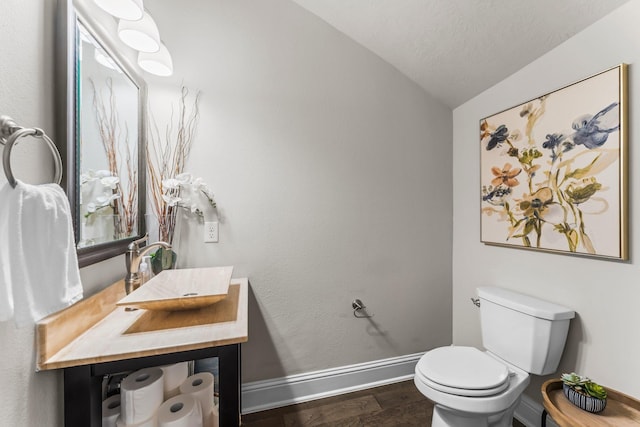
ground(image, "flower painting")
xmin=480 ymin=65 xmax=627 ymax=259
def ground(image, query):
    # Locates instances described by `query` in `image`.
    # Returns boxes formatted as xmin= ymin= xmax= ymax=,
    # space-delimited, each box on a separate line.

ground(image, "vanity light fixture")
xmin=94 ymin=0 xmax=144 ymax=21
xmin=117 ymin=12 xmax=161 ymax=53
xmin=138 ymin=43 xmax=173 ymax=76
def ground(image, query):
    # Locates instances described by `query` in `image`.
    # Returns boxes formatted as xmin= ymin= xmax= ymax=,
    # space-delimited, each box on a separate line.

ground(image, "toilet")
xmin=414 ymin=287 xmax=575 ymax=427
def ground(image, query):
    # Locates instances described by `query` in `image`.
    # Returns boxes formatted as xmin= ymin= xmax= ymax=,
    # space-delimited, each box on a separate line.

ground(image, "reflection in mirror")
xmin=56 ymin=0 xmax=146 ymax=267
xmin=77 ymin=21 xmax=138 ymax=248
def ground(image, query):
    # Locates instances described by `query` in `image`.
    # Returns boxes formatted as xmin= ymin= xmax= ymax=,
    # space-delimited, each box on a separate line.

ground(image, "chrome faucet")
xmin=124 ymin=234 xmax=172 ymax=294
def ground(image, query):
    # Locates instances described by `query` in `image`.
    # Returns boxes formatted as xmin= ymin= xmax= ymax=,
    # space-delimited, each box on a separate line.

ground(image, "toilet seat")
xmin=416 ymin=346 xmax=510 ymax=397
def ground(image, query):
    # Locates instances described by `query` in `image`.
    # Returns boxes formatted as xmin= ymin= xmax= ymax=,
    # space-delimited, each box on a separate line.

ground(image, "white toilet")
xmin=414 ymin=287 xmax=575 ymax=427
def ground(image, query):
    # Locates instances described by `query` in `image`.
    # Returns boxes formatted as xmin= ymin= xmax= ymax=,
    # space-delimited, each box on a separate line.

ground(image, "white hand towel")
xmin=0 ymin=181 xmax=83 ymax=327
xmin=0 ymin=184 xmax=15 ymax=322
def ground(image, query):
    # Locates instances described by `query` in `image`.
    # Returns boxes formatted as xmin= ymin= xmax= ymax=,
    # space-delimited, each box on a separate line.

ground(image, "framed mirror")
xmin=56 ymin=0 xmax=146 ymax=267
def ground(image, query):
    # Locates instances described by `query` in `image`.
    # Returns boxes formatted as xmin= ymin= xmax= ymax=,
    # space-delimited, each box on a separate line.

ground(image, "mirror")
xmin=56 ymin=0 xmax=146 ymax=267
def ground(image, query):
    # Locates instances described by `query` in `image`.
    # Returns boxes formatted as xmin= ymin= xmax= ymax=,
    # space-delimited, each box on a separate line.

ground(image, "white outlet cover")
xmin=204 ymin=221 xmax=219 ymax=243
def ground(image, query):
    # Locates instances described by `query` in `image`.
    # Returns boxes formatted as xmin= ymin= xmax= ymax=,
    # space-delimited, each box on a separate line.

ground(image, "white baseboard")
xmin=241 ymin=352 xmax=424 ymax=414
xmin=514 ymin=393 xmax=559 ymax=427
xmin=242 ymin=352 xmax=559 ymax=427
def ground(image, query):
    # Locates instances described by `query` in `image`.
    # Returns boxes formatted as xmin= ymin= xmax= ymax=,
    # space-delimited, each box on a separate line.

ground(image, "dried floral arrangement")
xmin=147 ymin=86 xmax=215 ymax=245
xmin=90 ymin=77 xmax=138 ymax=239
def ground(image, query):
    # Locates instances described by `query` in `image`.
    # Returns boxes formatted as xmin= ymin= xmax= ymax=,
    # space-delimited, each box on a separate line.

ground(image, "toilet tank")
xmin=477 ymin=287 xmax=575 ymax=375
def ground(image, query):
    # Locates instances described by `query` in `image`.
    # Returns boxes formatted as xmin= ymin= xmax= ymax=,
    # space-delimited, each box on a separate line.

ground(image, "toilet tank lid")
xmin=477 ymin=287 xmax=575 ymax=320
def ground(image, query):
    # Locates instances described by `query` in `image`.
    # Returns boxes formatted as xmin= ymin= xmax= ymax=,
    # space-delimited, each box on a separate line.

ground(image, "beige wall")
xmin=0 ymin=2 xmax=125 ymax=423
xmin=0 ymin=1 xmax=62 ymax=425
xmin=144 ymin=0 xmax=453 ymax=382
xmin=0 ymin=0 xmax=451 ymax=425
xmin=452 ymin=0 xmax=640 ymax=404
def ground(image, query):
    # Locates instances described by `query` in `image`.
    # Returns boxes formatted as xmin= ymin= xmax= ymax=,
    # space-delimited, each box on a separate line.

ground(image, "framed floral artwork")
xmin=480 ymin=64 xmax=627 ymax=260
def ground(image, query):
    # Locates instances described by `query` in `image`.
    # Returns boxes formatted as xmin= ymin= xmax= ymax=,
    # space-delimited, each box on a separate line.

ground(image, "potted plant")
xmin=561 ymin=372 xmax=608 ymax=413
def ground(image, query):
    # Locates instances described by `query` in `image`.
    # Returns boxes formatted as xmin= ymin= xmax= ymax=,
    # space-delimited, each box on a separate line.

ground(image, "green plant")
xmin=561 ymin=372 xmax=607 ymax=400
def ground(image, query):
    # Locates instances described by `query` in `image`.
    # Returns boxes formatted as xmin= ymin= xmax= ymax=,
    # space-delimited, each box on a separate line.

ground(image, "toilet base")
xmin=431 ymin=396 xmax=521 ymax=427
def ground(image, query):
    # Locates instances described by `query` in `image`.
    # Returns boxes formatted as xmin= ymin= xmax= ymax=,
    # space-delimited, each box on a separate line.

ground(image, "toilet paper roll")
xmin=115 ymin=414 xmax=158 ymax=427
xmin=159 ymin=362 xmax=189 ymax=400
xmin=157 ymin=394 xmax=203 ymax=427
xmin=194 ymin=357 xmax=219 ymax=395
xmin=179 ymin=372 xmax=214 ymax=417
xmin=120 ymin=368 xmax=164 ymax=425
xmin=102 ymin=394 xmax=121 ymax=427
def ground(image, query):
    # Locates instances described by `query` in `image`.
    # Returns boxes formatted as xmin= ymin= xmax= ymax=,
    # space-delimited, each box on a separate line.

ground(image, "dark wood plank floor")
xmin=242 ymin=380 xmax=527 ymax=426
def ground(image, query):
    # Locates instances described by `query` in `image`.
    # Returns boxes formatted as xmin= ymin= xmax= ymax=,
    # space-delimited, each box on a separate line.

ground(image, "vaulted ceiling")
xmin=292 ymin=0 xmax=630 ymax=108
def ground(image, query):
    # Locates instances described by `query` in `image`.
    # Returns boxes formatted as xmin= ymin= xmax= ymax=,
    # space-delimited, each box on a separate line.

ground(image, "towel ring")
xmin=0 ymin=115 xmax=63 ymax=188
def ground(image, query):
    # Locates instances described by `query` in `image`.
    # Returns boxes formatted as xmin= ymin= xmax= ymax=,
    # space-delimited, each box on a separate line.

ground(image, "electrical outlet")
xmin=204 ymin=221 xmax=219 ymax=243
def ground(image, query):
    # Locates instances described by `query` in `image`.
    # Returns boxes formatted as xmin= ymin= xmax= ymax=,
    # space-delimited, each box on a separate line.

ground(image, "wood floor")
xmin=241 ymin=380 xmax=527 ymax=426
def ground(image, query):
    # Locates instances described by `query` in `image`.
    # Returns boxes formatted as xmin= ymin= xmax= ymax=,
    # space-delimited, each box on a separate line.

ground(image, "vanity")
xmin=46 ymin=2 xmax=247 ymax=424
xmin=36 ymin=276 xmax=248 ymax=427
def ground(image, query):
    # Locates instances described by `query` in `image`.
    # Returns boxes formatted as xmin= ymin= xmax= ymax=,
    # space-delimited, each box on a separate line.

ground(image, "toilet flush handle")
xmin=470 ymin=298 xmax=480 ymax=307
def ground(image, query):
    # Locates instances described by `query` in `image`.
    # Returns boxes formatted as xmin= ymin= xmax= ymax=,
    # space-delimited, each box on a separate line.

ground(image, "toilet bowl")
xmin=413 ymin=287 xmax=575 ymax=427
xmin=414 ymin=346 xmax=530 ymax=427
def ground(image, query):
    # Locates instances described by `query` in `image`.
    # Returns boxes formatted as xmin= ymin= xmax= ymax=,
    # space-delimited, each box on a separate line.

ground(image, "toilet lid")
xmin=416 ymin=347 xmax=509 ymax=392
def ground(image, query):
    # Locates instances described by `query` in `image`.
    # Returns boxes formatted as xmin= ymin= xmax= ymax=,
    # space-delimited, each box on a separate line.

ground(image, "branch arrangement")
xmin=90 ymin=77 xmax=138 ymax=239
xmin=147 ymin=86 xmax=202 ymax=244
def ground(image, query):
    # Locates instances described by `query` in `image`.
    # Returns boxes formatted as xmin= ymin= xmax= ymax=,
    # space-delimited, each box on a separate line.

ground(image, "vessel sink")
xmin=116 ymin=266 xmax=233 ymax=311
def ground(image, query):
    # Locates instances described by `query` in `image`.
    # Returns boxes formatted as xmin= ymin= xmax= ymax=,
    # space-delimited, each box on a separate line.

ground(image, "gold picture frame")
xmin=480 ymin=64 xmax=627 ymax=260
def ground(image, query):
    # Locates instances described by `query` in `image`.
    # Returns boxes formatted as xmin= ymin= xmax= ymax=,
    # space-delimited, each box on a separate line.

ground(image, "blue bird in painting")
xmin=571 ymin=102 xmax=619 ymax=149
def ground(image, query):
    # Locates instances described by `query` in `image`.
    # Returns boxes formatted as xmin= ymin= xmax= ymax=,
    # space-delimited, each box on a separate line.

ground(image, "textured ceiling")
xmin=291 ymin=0 xmax=629 ymax=108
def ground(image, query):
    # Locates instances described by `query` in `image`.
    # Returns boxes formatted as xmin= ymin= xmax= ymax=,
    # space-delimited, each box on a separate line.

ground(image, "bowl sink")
xmin=116 ymin=266 xmax=233 ymax=311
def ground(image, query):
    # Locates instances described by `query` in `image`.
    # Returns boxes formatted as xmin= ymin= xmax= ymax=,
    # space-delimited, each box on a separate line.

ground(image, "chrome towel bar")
xmin=0 ymin=115 xmax=63 ymax=188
